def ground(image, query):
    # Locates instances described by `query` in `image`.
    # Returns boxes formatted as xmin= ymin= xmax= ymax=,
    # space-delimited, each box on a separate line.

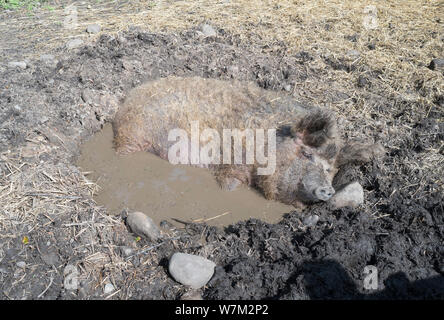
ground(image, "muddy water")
xmin=77 ymin=124 xmax=293 ymax=227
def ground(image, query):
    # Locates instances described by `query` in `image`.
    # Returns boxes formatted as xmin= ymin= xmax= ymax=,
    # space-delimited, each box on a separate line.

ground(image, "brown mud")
xmin=77 ymin=124 xmax=293 ymax=227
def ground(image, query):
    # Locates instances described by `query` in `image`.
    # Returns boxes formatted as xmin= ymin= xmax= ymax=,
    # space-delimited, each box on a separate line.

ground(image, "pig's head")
xmin=258 ymin=110 xmax=384 ymax=207
xmin=267 ymin=136 xmax=339 ymax=206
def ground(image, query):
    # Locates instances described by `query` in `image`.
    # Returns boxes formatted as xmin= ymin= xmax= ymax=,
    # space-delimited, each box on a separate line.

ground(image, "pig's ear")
xmin=291 ymin=110 xmax=337 ymax=147
xmin=336 ymin=142 xmax=385 ymax=167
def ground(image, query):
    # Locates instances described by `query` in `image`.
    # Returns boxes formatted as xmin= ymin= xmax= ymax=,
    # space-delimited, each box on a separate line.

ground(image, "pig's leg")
xmin=219 ymin=177 xmax=243 ymax=191
xmin=336 ymin=142 xmax=384 ymax=167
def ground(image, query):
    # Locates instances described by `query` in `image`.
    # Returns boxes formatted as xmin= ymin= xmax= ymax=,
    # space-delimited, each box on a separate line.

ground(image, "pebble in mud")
xmin=86 ymin=24 xmax=101 ymax=34
xmin=8 ymin=61 xmax=27 ymax=69
xmin=303 ymin=214 xmax=320 ymax=227
xmin=346 ymin=49 xmax=361 ymax=60
xmin=66 ymin=39 xmax=84 ymax=49
xmin=40 ymin=54 xmax=57 ymax=67
xmin=329 ymin=181 xmax=364 ymax=209
xmin=201 ymin=24 xmax=217 ymax=37
xmin=119 ymin=246 xmax=133 ymax=257
xmin=169 ymin=253 xmax=216 ymax=289
xmin=104 ymin=283 xmax=115 ymax=294
xmin=126 ymin=211 xmax=161 ymax=241
xmin=428 ymin=58 xmax=444 ymax=71
xmin=63 ymin=264 xmax=79 ymax=291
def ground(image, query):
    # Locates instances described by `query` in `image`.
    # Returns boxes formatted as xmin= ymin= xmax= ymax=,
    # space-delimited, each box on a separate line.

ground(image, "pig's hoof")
xmin=221 ymin=178 xmax=242 ymax=191
xmin=314 ymin=186 xmax=335 ymax=201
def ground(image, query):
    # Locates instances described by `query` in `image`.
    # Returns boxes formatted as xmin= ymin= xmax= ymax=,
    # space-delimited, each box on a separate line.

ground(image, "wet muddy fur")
xmin=113 ymin=77 xmax=383 ymax=206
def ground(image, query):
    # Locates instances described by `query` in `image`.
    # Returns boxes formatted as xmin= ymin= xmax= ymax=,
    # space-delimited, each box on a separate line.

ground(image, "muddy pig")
xmin=113 ymin=76 xmax=383 ymax=207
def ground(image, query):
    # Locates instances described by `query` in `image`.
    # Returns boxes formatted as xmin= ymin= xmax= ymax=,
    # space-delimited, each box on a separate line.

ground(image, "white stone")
xmin=66 ymin=39 xmax=84 ymax=49
xmin=201 ymin=24 xmax=216 ymax=37
xmin=86 ymin=24 xmax=101 ymax=34
xmin=126 ymin=211 xmax=161 ymax=240
xmin=169 ymin=253 xmax=216 ymax=289
xmin=329 ymin=182 xmax=364 ymax=209
xmin=303 ymin=214 xmax=319 ymax=227
xmin=347 ymin=50 xmax=361 ymax=60
xmin=40 ymin=54 xmax=57 ymax=67
xmin=8 ymin=61 xmax=27 ymax=69
xmin=104 ymin=283 xmax=115 ymax=294
xmin=40 ymin=54 xmax=55 ymax=62
xmin=63 ymin=264 xmax=79 ymax=290
xmin=119 ymin=246 xmax=133 ymax=257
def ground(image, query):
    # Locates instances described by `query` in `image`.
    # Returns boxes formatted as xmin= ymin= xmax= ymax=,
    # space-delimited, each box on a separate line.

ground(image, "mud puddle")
xmin=77 ymin=124 xmax=293 ymax=227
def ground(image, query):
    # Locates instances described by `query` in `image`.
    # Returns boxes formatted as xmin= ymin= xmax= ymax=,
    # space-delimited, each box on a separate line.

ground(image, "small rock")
xmin=39 ymin=116 xmax=49 ymax=124
xmin=345 ymin=33 xmax=359 ymax=42
xmin=119 ymin=246 xmax=133 ymax=257
xmin=201 ymin=24 xmax=216 ymax=37
xmin=66 ymin=39 xmax=84 ymax=49
xmin=159 ymin=220 xmax=175 ymax=230
xmin=40 ymin=54 xmax=54 ymax=62
xmin=347 ymin=50 xmax=361 ymax=60
xmin=284 ymin=84 xmax=292 ymax=92
xmin=86 ymin=24 xmax=101 ymax=34
xmin=227 ymin=65 xmax=239 ymax=74
xmin=8 ymin=61 xmax=27 ymax=69
xmin=16 ymin=261 xmax=26 ymax=269
xmin=428 ymin=58 xmax=444 ymax=71
xmin=40 ymin=54 xmax=57 ymax=67
xmin=357 ymin=75 xmax=369 ymax=88
xmin=303 ymin=214 xmax=319 ymax=227
xmin=12 ymin=105 xmax=22 ymax=115
xmin=63 ymin=264 xmax=79 ymax=290
xmin=126 ymin=211 xmax=161 ymax=241
xmin=104 ymin=283 xmax=115 ymax=294
xmin=329 ymin=182 xmax=364 ymax=209
xmin=169 ymin=253 xmax=216 ymax=289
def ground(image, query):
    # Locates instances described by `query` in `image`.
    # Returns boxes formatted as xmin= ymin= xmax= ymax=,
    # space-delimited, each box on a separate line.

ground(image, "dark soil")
xmin=0 ymin=28 xmax=443 ymax=299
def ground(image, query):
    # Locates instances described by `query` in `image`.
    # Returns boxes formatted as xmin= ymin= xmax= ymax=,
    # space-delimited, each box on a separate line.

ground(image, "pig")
xmin=113 ymin=76 xmax=383 ymax=208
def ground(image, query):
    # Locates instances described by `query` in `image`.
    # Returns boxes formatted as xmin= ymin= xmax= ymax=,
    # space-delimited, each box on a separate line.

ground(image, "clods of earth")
xmin=0 ymin=28 xmax=443 ymax=300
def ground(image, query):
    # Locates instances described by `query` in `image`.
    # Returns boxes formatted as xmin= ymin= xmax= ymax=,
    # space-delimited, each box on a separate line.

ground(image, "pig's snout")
xmin=314 ymin=186 xmax=335 ymax=201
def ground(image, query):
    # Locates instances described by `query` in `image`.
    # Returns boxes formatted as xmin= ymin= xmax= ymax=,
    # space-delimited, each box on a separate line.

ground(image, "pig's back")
xmin=114 ymin=76 xmax=309 ymax=155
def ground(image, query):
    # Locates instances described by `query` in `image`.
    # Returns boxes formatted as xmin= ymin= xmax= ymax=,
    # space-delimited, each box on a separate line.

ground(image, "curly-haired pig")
xmin=113 ymin=76 xmax=383 ymax=208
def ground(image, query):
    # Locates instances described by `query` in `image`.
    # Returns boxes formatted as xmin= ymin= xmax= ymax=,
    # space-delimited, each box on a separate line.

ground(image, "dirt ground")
xmin=0 ymin=0 xmax=443 ymax=299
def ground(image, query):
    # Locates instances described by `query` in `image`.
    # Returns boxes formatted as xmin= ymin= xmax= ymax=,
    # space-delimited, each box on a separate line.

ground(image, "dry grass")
xmin=0 ymin=142 xmax=188 ymax=298
xmin=1 ymin=0 xmax=442 ymax=108
xmin=0 ymin=151 xmax=96 ymax=237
